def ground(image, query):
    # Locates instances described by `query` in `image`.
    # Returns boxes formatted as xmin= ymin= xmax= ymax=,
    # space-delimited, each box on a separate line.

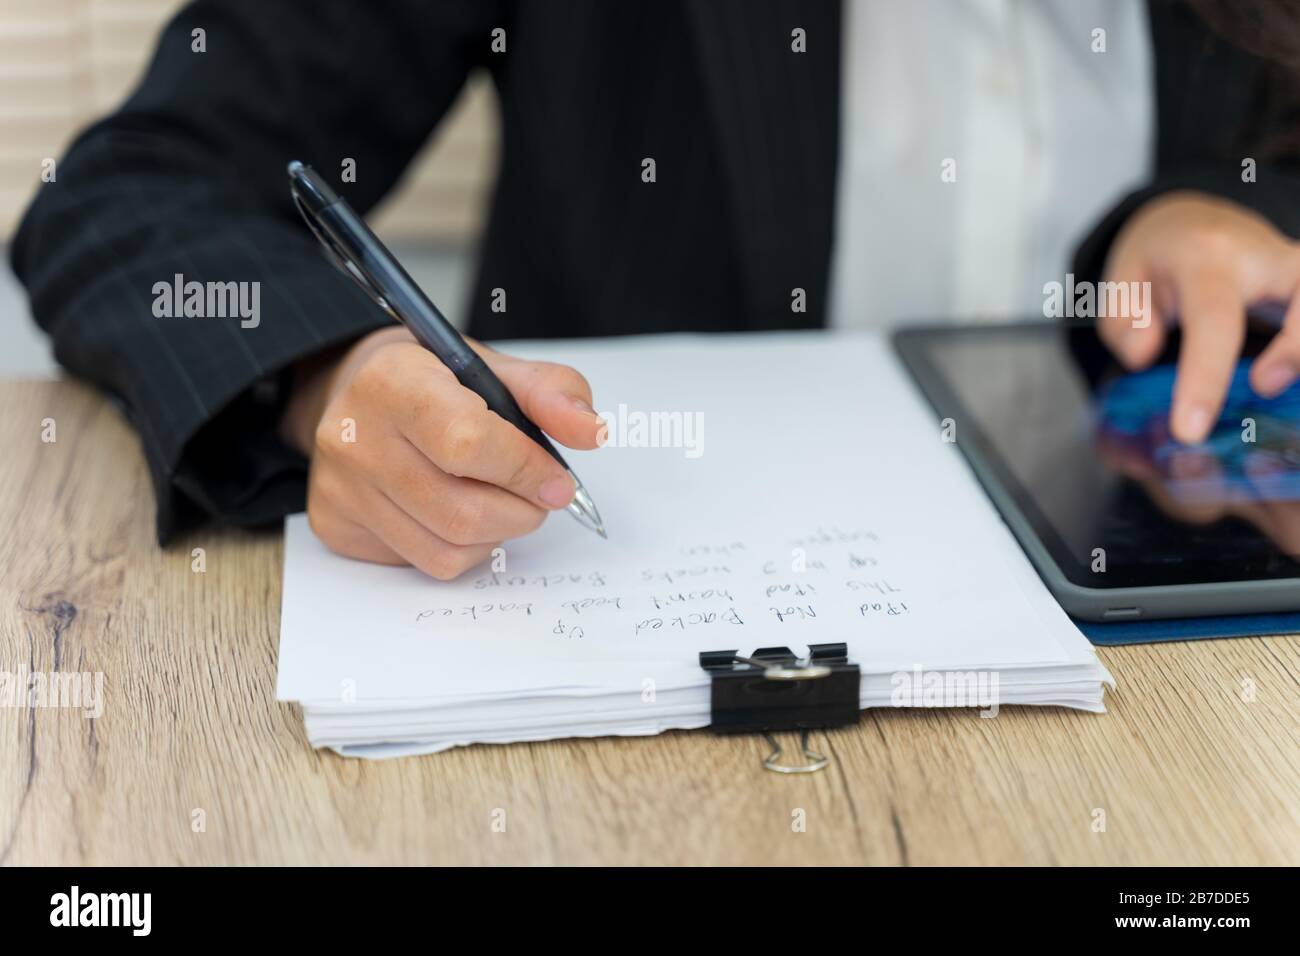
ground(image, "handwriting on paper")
xmin=403 ymin=527 xmax=913 ymax=641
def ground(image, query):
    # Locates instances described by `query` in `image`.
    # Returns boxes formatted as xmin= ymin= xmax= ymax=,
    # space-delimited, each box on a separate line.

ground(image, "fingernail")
xmin=539 ymin=475 xmax=575 ymax=508
xmin=1173 ymin=404 xmax=1213 ymax=444
xmin=574 ymin=397 xmax=599 ymax=418
xmin=1254 ymin=361 xmax=1296 ymax=396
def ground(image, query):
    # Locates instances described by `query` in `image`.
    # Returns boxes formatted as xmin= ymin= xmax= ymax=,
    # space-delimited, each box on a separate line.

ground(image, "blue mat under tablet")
xmin=1078 ymin=612 xmax=1300 ymax=645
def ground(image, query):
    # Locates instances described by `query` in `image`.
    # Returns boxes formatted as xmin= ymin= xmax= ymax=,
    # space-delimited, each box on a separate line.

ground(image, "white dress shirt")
xmin=829 ymin=0 xmax=1155 ymax=328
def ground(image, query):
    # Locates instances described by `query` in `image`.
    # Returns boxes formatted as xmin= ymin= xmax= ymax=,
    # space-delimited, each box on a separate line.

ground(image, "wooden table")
xmin=1 ymin=378 xmax=1297 ymax=866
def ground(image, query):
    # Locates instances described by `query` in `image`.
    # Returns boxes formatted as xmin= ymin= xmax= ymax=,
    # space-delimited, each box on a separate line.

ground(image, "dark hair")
xmin=1189 ymin=0 xmax=1300 ymax=69
xmin=1189 ymin=0 xmax=1300 ymax=158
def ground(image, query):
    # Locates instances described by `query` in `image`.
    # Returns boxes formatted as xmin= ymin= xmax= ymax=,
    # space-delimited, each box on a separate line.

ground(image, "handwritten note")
xmin=277 ymin=332 xmax=1108 ymax=753
xmin=410 ymin=529 xmax=908 ymax=639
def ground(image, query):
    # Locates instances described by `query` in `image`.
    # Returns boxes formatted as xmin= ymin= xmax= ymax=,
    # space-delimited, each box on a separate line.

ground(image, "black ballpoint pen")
xmin=287 ymin=161 xmax=606 ymax=538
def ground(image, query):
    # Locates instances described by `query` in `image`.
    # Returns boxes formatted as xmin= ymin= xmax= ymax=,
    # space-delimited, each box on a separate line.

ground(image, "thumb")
xmin=472 ymin=342 xmax=605 ymax=450
xmin=1096 ymin=248 xmax=1166 ymax=370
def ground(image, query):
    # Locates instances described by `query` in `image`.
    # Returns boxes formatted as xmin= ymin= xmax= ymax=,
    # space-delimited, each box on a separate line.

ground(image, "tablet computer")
xmin=894 ymin=320 xmax=1300 ymax=621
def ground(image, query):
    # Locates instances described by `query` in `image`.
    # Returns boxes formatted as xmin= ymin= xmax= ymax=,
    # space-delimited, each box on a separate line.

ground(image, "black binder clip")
xmin=699 ymin=643 xmax=860 ymax=774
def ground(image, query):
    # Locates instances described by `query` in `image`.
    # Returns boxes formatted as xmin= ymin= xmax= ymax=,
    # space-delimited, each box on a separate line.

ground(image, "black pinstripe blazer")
xmin=11 ymin=0 xmax=1300 ymax=542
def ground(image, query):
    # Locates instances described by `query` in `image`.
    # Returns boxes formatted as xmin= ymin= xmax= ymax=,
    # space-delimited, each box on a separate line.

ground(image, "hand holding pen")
xmin=279 ymin=163 xmax=605 ymax=581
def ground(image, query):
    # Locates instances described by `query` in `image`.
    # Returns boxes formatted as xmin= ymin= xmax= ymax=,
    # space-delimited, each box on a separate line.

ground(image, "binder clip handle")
xmin=700 ymin=643 xmax=860 ymax=775
xmin=762 ymin=730 xmax=829 ymax=774
xmin=732 ymin=654 xmax=832 ymax=681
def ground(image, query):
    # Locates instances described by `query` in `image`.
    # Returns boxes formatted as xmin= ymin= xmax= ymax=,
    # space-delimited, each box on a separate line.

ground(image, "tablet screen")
xmin=896 ymin=322 xmax=1300 ymax=589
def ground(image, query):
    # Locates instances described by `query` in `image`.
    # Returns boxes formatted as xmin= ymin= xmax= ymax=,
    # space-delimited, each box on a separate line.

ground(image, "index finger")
xmin=1168 ymin=270 xmax=1246 ymax=444
xmin=471 ymin=342 xmax=604 ymax=450
xmin=401 ymin=394 xmax=577 ymax=510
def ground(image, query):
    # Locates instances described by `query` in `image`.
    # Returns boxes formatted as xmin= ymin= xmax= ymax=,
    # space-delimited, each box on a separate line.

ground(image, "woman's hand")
xmin=280 ymin=327 xmax=603 ymax=579
xmin=1101 ymin=191 xmax=1300 ymax=443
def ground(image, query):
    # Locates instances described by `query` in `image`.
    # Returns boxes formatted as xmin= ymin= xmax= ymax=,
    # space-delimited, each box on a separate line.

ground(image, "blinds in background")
xmin=0 ymin=0 xmax=497 ymax=243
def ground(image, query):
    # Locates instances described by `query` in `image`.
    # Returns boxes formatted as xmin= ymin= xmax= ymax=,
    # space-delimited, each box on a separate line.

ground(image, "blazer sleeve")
xmin=9 ymin=0 xmax=502 ymax=543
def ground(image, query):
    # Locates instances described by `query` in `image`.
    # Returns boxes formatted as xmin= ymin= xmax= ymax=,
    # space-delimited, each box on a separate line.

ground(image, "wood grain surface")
xmin=1 ymin=379 xmax=1297 ymax=865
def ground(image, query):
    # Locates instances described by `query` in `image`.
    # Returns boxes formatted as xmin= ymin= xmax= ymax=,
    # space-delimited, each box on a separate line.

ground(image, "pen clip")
xmin=290 ymin=191 xmax=399 ymax=321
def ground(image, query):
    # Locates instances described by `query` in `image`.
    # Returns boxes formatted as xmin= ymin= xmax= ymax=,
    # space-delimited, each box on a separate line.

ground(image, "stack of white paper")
xmin=277 ymin=332 xmax=1112 ymax=758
